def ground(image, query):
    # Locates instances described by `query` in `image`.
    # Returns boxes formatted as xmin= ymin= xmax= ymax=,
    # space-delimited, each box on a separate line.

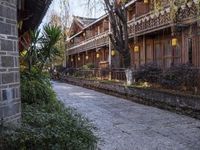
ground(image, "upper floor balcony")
xmin=68 ymin=1 xmax=198 ymax=55
xmin=68 ymin=31 xmax=110 ymax=55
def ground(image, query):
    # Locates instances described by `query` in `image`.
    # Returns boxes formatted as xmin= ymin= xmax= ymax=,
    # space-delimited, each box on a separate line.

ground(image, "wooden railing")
xmin=111 ymin=68 xmax=126 ymax=81
xmin=68 ymin=31 xmax=109 ymax=55
xmin=67 ymin=68 xmax=127 ymax=81
xmin=127 ymin=8 xmax=172 ymax=37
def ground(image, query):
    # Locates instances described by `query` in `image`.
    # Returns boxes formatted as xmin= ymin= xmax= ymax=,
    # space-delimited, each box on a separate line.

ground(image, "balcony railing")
xmin=68 ymin=31 xmax=109 ymax=55
xmin=127 ymin=8 xmax=172 ymax=37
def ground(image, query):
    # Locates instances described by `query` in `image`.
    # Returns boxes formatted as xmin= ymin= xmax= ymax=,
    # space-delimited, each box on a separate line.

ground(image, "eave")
xmin=18 ymin=0 xmax=52 ymax=35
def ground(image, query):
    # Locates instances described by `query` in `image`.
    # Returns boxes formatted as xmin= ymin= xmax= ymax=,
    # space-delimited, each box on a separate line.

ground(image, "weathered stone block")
xmin=0 ymin=4 xmax=16 ymax=20
xmin=2 ymin=73 xmax=14 ymax=84
xmin=0 ymin=39 xmax=14 ymax=51
xmin=0 ymin=22 xmax=11 ymax=35
xmin=1 ymin=56 xmax=14 ymax=67
xmin=14 ymin=72 xmax=19 ymax=82
xmin=3 ymin=102 xmax=20 ymax=118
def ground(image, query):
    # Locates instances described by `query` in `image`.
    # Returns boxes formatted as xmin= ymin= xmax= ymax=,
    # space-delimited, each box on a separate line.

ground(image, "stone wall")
xmin=0 ymin=0 xmax=21 ymax=123
xmin=62 ymin=76 xmax=200 ymax=119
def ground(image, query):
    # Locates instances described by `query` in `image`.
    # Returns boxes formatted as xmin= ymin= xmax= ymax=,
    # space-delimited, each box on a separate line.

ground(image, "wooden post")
xmin=108 ymin=16 xmax=112 ymax=80
xmin=143 ymin=35 xmax=146 ymax=64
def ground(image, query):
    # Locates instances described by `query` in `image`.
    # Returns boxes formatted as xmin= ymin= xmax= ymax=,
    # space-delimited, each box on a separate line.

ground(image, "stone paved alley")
xmin=53 ymin=81 xmax=200 ymax=150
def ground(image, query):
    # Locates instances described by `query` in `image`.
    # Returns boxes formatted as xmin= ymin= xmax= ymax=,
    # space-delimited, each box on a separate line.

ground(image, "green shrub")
xmin=134 ymin=63 xmax=162 ymax=83
xmin=21 ymin=69 xmax=56 ymax=104
xmin=161 ymin=63 xmax=199 ymax=90
xmin=0 ymin=102 xmax=97 ymax=150
xmin=82 ymin=63 xmax=95 ymax=70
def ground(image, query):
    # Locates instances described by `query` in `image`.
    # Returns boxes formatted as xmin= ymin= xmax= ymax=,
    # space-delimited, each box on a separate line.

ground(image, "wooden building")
xmin=67 ymin=0 xmax=200 ymax=69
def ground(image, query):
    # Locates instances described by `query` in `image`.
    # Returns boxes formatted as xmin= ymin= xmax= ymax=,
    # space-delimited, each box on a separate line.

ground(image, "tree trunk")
xmin=122 ymin=49 xmax=131 ymax=68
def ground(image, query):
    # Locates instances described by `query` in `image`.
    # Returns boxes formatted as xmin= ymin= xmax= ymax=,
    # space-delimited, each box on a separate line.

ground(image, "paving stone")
xmin=53 ymin=81 xmax=200 ymax=150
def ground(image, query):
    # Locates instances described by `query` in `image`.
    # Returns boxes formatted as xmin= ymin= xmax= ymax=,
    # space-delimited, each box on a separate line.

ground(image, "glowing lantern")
xmin=86 ymin=55 xmax=89 ymax=60
xmin=172 ymin=38 xmax=178 ymax=46
xmin=111 ymin=50 xmax=116 ymax=56
xmin=144 ymin=0 xmax=148 ymax=4
xmin=134 ymin=46 xmax=139 ymax=52
xmin=78 ymin=57 xmax=81 ymax=61
xmin=71 ymin=58 xmax=74 ymax=62
xmin=96 ymin=53 xmax=100 ymax=58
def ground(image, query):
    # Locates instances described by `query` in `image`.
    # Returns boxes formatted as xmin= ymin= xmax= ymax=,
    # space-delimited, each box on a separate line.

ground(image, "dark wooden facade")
xmin=67 ymin=0 xmax=200 ymax=69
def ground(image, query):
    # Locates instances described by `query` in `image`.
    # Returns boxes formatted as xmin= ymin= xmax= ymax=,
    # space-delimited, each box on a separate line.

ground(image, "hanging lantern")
xmin=144 ymin=0 xmax=148 ymax=4
xmin=86 ymin=55 xmax=89 ymax=60
xmin=96 ymin=53 xmax=100 ymax=58
xmin=172 ymin=38 xmax=178 ymax=46
xmin=78 ymin=57 xmax=81 ymax=61
xmin=134 ymin=45 xmax=139 ymax=52
xmin=71 ymin=58 xmax=74 ymax=62
xmin=83 ymin=32 xmax=86 ymax=37
xmin=111 ymin=50 xmax=116 ymax=56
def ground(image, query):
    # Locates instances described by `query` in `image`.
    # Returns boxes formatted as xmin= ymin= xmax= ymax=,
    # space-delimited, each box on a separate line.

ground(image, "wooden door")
xmin=163 ymin=38 xmax=172 ymax=68
xmin=146 ymin=39 xmax=154 ymax=63
xmin=154 ymin=40 xmax=163 ymax=67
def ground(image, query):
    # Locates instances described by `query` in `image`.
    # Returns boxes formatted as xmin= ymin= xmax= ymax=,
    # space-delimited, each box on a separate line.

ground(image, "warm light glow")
xmin=71 ymin=58 xmax=73 ymax=62
xmin=111 ymin=50 xmax=116 ymax=56
xmin=96 ymin=53 xmax=100 ymax=58
xmin=86 ymin=55 xmax=89 ymax=60
xmin=134 ymin=46 xmax=139 ymax=52
xmin=144 ymin=0 xmax=148 ymax=4
xmin=172 ymin=38 xmax=178 ymax=46
xmin=78 ymin=57 xmax=81 ymax=61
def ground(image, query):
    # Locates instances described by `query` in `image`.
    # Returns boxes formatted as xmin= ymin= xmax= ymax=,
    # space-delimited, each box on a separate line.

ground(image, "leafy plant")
xmin=20 ymin=24 xmax=61 ymax=72
xmin=134 ymin=63 xmax=162 ymax=83
xmin=160 ymin=63 xmax=199 ymax=90
xmin=0 ymin=102 xmax=97 ymax=150
xmin=21 ymin=69 xmax=56 ymax=104
xmin=82 ymin=63 xmax=95 ymax=70
xmin=39 ymin=25 xmax=62 ymax=70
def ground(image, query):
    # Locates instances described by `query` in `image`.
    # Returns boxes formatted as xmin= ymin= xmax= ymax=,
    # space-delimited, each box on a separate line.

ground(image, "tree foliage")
xmin=20 ymin=25 xmax=62 ymax=72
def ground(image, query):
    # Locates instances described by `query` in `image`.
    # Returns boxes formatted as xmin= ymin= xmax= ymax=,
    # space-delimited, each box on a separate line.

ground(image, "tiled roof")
xmin=74 ymin=16 xmax=97 ymax=28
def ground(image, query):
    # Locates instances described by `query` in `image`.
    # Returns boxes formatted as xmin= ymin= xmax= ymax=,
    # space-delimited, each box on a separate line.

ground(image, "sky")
xmin=40 ymin=0 xmax=105 ymax=28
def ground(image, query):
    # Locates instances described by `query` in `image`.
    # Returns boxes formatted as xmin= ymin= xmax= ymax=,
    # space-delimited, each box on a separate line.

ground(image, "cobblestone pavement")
xmin=53 ymin=81 xmax=200 ymax=150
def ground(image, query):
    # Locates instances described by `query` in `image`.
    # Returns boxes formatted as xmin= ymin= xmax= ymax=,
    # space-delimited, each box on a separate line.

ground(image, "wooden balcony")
xmin=128 ymin=8 xmax=172 ymax=37
xmin=68 ymin=31 xmax=109 ymax=55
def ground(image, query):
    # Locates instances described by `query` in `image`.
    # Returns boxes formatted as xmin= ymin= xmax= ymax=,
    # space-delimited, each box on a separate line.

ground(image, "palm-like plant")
xmin=39 ymin=25 xmax=62 ymax=69
xmin=20 ymin=24 xmax=62 ymax=72
xmin=20 ymin=30 xmax=43 ymax=72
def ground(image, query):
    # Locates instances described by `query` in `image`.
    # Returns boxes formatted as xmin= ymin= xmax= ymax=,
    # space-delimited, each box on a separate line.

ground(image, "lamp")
xmin=71 ymin=58 xmax=73 ymax=62
xmin=134 ymin=45 xmax=139 ymax=52
xmin=144 ymin=0 xmax=148 ymax=4
xmin=78 ymin=57 xmax=81 ymax=61
xmin=111 ymin=50 xmax=116 ymax=56
xmin=86 ymin=55 xmax=89 ymax=60
xmin=172 ymin=38 xmax=178 ymax=46
xmin=96 ymin=53 xmax=100 ymax=58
